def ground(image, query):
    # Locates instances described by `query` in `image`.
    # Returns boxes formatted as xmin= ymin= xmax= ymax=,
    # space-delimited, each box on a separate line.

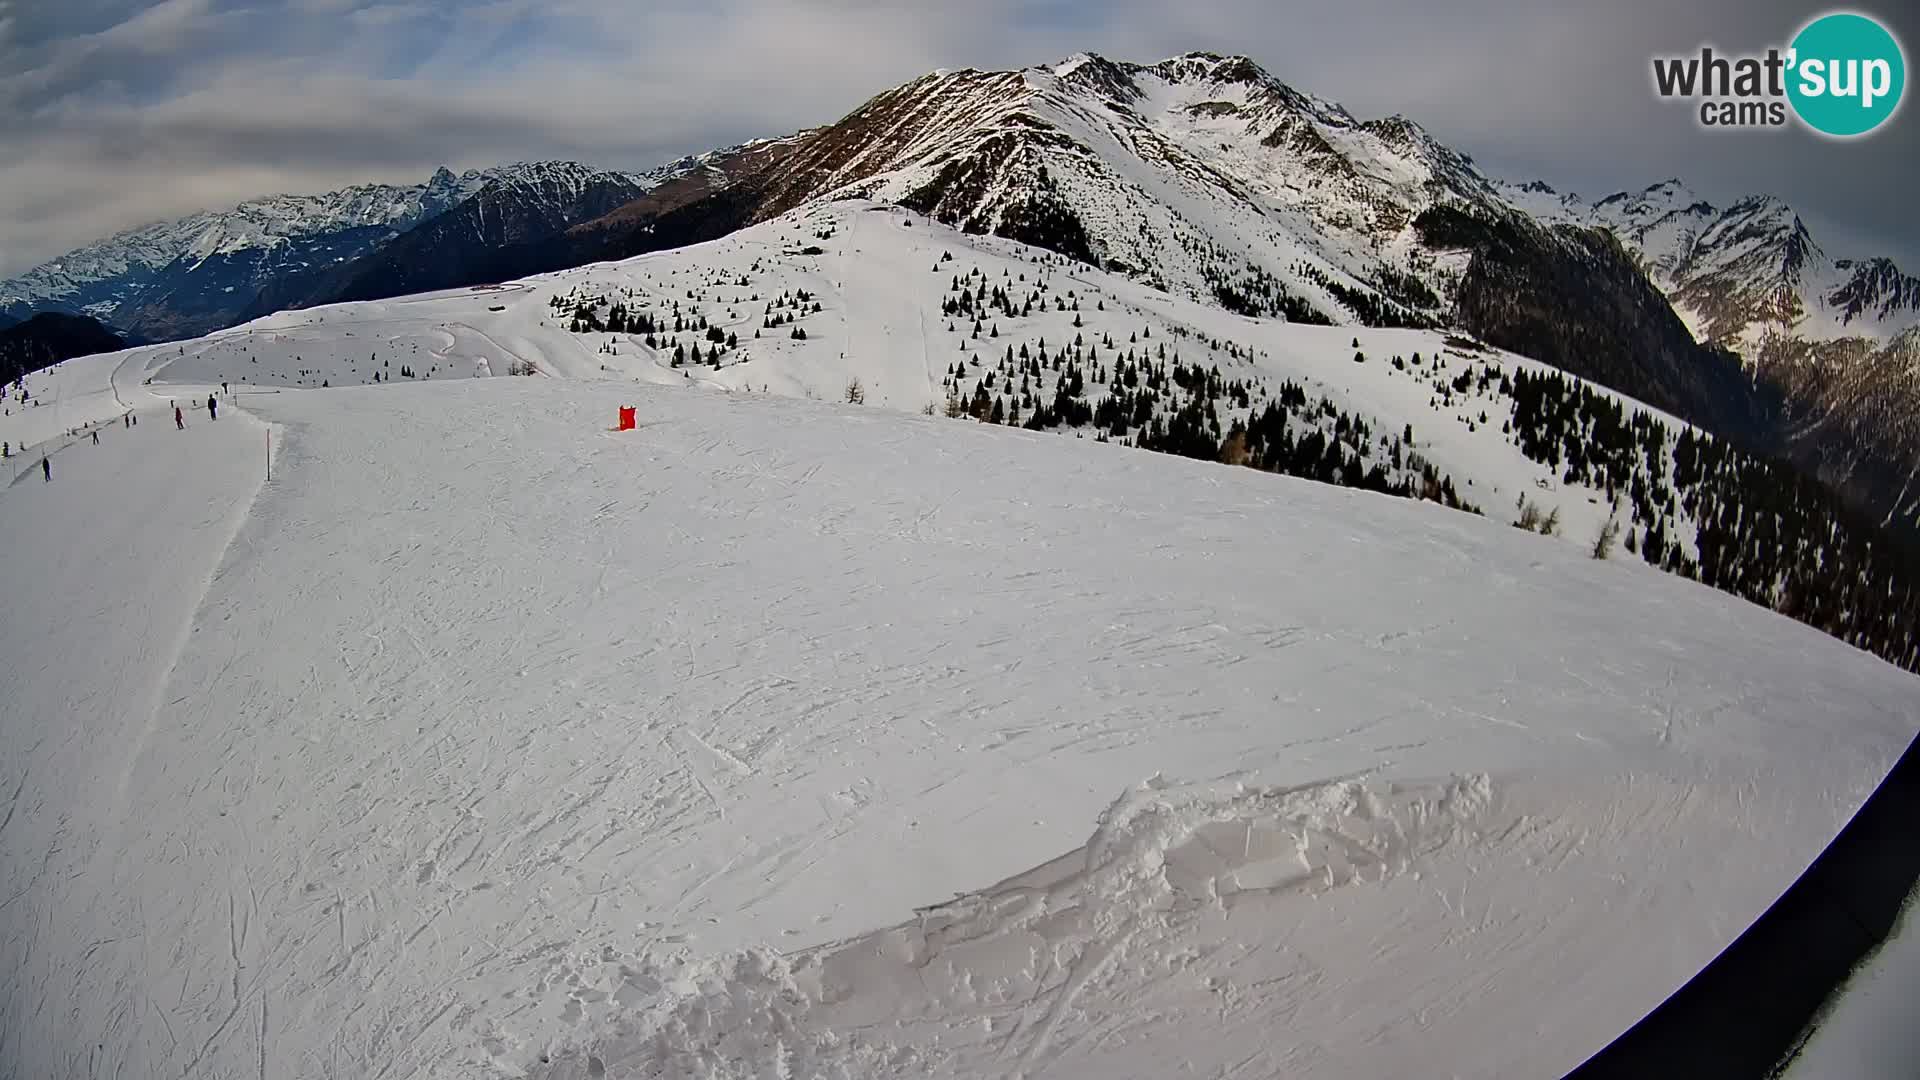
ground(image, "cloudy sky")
xmin=1 ymin=0 xmax=1913 ymax=279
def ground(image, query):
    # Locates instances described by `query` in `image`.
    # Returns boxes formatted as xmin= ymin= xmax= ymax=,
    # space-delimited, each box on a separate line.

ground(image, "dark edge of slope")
xmin=1563 ymin=732 xmax=1920 ymax=1079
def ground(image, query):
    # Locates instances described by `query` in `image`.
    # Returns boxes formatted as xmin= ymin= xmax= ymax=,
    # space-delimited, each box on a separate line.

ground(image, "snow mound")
xmin=527 ymin=771 xmax=1501 ymax=1079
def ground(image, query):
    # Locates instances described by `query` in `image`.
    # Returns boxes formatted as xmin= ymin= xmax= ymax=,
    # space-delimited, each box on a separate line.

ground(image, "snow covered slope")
xmin=80 ymin=201 xmax=1698 ymax=560
xmin=18 ymin=200 xmax=1920 ymax=678
xmin=0 ymin=365 xmax=1913 ymax=1079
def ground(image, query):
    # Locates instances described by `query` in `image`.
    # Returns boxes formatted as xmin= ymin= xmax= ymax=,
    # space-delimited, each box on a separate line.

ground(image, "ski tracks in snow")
xmin=0 ymin=403 xmax=274 ymax=1080
xmin=5 ymin=378 xmax=1913 ymax=1080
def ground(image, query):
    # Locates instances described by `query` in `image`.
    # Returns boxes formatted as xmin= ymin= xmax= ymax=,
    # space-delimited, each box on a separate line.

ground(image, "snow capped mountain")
xmin=0 ymin=161 xmax=669 ymax=340
xmin=237 ymin=160 xmax=688 ymax=316
xmin=1507 ymin=176 xmax=1920 ymax=350
xmin=0 ymin=171 xmax=480 ymax=318
xmin=672 ymin=51 xmax=1509 ymax=330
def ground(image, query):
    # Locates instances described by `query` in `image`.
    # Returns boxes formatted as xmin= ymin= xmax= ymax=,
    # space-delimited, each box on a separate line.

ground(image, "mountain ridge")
xmin=0 ymin=161 xmax=662 ymax=339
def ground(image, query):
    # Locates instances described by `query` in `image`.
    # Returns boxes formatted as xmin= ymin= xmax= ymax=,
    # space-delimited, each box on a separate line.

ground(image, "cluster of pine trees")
xmin=1224 ymin=391 xmax=1473 ymax=509
xmin=1205 ymin=261 xmax=1328 ymax=324
xmin=553 ymin=271 xmax=826 ymax=374
xmin=1502 ymin=368 xmax=1919 ymax=672
xmin=933 ymin=272 xmax=1477 ymax=514
xmin=762 ymin=290 xmax=821 ymax=334
xmin=1290 ymin=261 xmax=1434 ymax=329
xmin=1370 ymin=264 xmax=1443 ymax=314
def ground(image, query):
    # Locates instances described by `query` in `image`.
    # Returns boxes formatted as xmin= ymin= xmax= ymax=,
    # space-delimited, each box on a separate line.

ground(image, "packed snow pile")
xmin=1 ymin=370 xmax=1913 ymax=1078
xmin=532 ymin=772 xmax=1507 ymax=1079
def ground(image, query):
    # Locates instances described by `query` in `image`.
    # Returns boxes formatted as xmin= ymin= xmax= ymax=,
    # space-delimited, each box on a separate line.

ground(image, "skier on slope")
xmin=41 ymin=457 xmax=50 ymax=482
xmin=208 ymin=394 xmax=218 ymax=421
xmin=92 ymin=429 xmax=99 ymax=445
xmin=175 ymin=405 xmax=184 ymax=430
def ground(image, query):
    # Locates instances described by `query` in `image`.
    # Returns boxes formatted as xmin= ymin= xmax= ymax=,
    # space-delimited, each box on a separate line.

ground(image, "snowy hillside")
xmin=86 ymin=202 xmax=1694 ymax=557
xmin=2 ymin=336 xmax=1915 ymax=1077
xmin=17 ymin=201 xmax=1920 ymax=677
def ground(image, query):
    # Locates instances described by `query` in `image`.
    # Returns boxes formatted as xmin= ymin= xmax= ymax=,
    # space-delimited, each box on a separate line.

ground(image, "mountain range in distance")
xmin=4 ymin=51 xmax=1916 ymax=532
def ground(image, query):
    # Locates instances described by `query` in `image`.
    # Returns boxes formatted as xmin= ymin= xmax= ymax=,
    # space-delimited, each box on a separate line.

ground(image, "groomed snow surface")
xmin=2 ymin=366 xmax=1915 ymax=1079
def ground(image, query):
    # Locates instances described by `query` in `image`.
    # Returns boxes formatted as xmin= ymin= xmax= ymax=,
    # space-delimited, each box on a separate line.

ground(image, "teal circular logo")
xmin=1787 ymin=12 xmax=1906 ymax=137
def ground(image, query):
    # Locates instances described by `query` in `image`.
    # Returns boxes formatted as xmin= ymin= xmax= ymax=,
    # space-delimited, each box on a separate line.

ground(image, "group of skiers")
xmin=30 ymin=388 xmax=228 ymax=483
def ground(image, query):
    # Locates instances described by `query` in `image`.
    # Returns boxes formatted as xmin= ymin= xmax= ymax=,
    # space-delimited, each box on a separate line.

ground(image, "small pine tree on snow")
xmin=1515 ymin=497 xmax=1544 ymax=532
xmin=1592 ymin=516 xmax=1622 ymax=559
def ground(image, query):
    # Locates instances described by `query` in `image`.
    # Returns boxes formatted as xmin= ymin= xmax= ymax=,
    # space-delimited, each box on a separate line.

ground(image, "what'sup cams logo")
xmin=1653 ymin=11 xmax=1906 ymax=136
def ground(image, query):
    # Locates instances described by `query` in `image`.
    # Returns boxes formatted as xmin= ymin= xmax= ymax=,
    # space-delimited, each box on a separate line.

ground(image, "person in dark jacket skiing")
xmin=208 ymin=394 xmax=218 ymax=420
xmin=91 ymin=429 xmax=99 ymax=445
xmin=175 ymin=405 xmax=184 ymax=430
xmin=41 ymin=457 xmax=50 ymax=482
